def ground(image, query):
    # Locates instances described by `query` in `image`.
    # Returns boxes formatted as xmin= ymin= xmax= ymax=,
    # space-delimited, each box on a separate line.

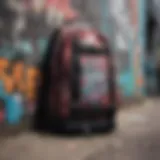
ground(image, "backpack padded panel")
xmin=71 ymin=39 xmax=110 ymax=107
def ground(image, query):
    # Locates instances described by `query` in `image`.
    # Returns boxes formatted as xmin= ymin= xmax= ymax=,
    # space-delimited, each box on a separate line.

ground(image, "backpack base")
xmin=48 ymin=106 xmax=116 ymax=135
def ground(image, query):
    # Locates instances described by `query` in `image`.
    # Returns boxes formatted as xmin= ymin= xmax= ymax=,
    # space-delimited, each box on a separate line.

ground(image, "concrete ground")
xmin=0 ymin=98 xmax=159 ymax=160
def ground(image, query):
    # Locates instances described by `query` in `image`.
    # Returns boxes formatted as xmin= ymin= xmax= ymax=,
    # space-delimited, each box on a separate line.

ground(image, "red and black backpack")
xmin=34 ymin=24 xmax=118 ymax=133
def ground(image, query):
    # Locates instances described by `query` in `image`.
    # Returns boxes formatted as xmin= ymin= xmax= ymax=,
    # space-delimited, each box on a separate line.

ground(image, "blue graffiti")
xmin=119 ymin=71 xmax=135 ymax=97
xmin=0 ymin=80 xmax=24 ymax=125
xmin=5 ymin=93 xmax=24 ymax=125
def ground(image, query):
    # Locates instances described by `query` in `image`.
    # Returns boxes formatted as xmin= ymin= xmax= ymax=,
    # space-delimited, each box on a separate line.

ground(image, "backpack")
xmin=34 ymin=24 xmax=118 ymax=133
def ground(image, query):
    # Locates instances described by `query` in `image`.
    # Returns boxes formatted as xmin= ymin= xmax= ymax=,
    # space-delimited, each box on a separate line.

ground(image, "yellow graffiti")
xmin=12 ymin=61 xmax=25 ymax=83
xmin=26 ymin=67 xmax=40 ymax=101
xmin=0 ymin=58 xmax=40 ymax=101
xmin=3 ymin=75 xmax=14 ymax=94
xmin=0 ymin=58 xmax=9 ymax=79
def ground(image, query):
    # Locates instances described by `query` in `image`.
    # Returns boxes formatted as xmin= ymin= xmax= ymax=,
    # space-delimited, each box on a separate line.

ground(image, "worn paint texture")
xmin=106 ymin=0 xmax=145 ymax=97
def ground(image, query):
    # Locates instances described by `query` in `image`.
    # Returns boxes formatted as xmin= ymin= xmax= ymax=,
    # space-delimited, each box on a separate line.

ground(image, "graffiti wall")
xmin=72 ymin=0 xmax=146 ymax=98
xmin=107 ymin=0 xmax=146 ymax=97
xmin=0 ymin=55 xmax=40 ymax=124
xmin=0 ymin=0 xmax=76 ymax=125
xmin=0 ymin=0 xmax=146 ymax=125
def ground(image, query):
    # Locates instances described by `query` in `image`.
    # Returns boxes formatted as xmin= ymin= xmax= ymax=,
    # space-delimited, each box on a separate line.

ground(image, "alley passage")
xmin=0 ymin=99 xmax=159 ymax=160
